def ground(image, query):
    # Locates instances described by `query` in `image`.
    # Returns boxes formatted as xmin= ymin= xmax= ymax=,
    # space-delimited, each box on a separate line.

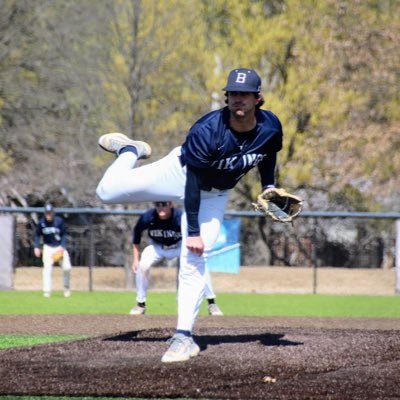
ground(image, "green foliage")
xmin=0 ymin=149 xmax=14 ymax=174
xmin=0 ymin=0 xmax=399 ymax=209
xmin=198 ymin=0 xmax=399 ymax=205
xmin=328 ymin=184 xmax=377 ymax=212
xmin=99 ymin=0 xmax=215 ymax=151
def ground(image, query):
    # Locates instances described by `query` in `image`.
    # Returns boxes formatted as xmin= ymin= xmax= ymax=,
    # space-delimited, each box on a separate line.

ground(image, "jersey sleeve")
xmin=258 ymin=113 xmax=283 ymax=189
xmin=182 ymin=125 xmax=216 ymax=168
xmin=59 ymin=218 xmax=68 ymax=248
xmin=184 ymin=165 xmax=202 ymax=236
xmin=132 ymin=214 xmax=148 ymax=245
xmin=33 ymin=221 xmax=42 ymax=248
xmin=258 ymin=152 xmax=277 ymax=189
xmin=271 ymin=120 xmax=283 ymax=153
xmin=181 ymin=125 xmax=217 ymax=236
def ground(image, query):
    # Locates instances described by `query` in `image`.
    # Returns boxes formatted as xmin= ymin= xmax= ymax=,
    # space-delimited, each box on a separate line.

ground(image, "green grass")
xmin=0 ymin=290 xmax=400 ymax=318
xmin=0 ymin=335 xmax=86 ymax=349
xmin=1 ymin=291 xmax=399 ymax=351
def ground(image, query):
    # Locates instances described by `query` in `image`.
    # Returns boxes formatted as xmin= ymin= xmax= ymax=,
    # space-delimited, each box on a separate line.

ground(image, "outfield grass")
xmin=1 ymin=290 xmax=400 ymax=317
xmin=1 ymin=291 xmax=399 ymax=350
xmin=0 ymin=335 xmax=86 ymax=349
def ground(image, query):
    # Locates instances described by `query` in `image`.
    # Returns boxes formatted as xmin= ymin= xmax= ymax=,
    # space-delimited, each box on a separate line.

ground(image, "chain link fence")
xmin=1 ymin=207 xmax=400 ymax=293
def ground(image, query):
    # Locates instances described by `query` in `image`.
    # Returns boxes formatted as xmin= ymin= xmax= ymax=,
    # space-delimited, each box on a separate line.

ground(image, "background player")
xmin=130 ymin=201 xmax=223 ymax=316
xmin=33 ymin=202 xmax=72 ymax=298
xmin=96 ymin=67 xmax=283 ymax=362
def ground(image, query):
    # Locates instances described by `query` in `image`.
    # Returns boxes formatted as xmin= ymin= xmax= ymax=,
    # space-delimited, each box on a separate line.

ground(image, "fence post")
xmin=0 ymin=215 xmax=15 ymax=290
xmin=88 ymin=214 xmax=94 ymax=292
xmin=396 ymin=219 xmax=400 ymax=295
xmin=124 ymin=236 xmax=133 ymax=289
xmin=311 ymin=241 xmax=318 ymax=294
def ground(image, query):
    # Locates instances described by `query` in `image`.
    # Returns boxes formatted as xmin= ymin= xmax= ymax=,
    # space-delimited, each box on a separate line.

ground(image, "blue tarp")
xmin=206 ymin=218 xmax=241 ymax=274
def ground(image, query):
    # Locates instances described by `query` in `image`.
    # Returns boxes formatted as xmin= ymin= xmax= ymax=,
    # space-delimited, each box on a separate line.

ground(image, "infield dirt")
xmin=3 ymin=267 xmax=400 ymax=399
xmin=1 ymin=315 xmax=400 ymax=399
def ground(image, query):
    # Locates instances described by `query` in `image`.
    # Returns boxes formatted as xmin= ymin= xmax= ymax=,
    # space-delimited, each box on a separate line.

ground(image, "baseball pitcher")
xmin=96 ymin=68 xmax=299 ymax=362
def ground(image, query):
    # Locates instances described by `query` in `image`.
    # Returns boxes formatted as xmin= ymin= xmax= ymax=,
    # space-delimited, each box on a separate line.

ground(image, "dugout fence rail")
xmin=1 ymin=206 xmax=400 ymax=294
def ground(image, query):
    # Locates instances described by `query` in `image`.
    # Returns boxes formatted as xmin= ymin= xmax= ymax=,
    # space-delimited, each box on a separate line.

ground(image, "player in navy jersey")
xmin=96 ymin=67 xmax=283 ymax=362
xmin=33 ymin=202 xmax=72 ymax=298
xmin=129 ymin=201 xmax=223 ymax=316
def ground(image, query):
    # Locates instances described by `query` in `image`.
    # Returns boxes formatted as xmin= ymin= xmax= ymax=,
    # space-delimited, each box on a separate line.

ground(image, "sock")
xmin=137 ymin=302 xmax=146 ymax=308
xmin=207 ymin=298 xmax=215 ymax=305
xmin=176 ymin=329 xmax=191 ymax=337
xmin=119 ymin=145 xmax=138 ymax=156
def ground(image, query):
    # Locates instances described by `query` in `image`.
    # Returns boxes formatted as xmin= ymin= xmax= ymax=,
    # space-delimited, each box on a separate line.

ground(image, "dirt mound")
xmin=1 ymin=315 xmax=400 ymax=399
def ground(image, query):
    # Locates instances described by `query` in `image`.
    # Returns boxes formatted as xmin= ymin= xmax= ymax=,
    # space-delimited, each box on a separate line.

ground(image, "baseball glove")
xmin=52 ymin=249 xmax=64 ymax=263
xmin=252 ymin=188 xmax=303 ymax=223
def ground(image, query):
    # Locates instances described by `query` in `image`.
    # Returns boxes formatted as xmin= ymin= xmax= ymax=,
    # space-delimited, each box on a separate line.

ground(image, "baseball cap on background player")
xmin=223 ymin=68 xmax=262 ymax=93
xmin=44 ymin=202 xmax=54 ymax=214
xmin=154 ymin=201 xmax=172 ymax=208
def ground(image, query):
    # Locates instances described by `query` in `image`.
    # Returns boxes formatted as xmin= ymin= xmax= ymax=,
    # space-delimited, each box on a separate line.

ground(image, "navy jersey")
xmin=34 ymin=216 xmax=68 ymax=248
xmin=180 ymin=107 xmax=282 ymax=191
xmin=181 ymin=106 xmax=282 ymax=235
xmin=133 ymin=208 xmax=182 ymax=246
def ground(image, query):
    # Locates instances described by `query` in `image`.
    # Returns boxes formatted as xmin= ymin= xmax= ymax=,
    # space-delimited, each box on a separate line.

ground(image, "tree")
xmin=0 ymin=0 xmax=111 ymax=204
xmin=96 ymin=0 xmax=216 ymax=153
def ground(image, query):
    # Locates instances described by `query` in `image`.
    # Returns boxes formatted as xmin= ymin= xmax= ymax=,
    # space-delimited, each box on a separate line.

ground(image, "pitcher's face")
xmin=227 ymin=91 xmax=259 ymax=118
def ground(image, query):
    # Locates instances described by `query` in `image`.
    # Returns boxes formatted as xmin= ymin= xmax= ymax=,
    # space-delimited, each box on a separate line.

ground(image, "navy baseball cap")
xmin=44 ymin=202 xmax=54 ymax=213
xmin=223 ymin=68 xmax=262 ymax=92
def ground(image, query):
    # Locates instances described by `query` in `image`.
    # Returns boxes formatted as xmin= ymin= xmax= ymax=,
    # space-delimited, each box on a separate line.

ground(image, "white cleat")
xmin=129 ymin=305 xmax=146 ymax=315
xmin=64 ymin=289 xmax=71 ymax=298
xmin=43 ymin=292 xmax=51 ymax=298
xmin=98 ymin=132 xmax=152 ymax=159
xmin=208 ymin=303 xmax=224 ymax=316
xmin=161 ymin=333 xmax=200 ymax=363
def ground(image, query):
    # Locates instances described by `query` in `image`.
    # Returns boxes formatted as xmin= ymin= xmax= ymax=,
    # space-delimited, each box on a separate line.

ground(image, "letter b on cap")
xmin=235 ymin=72 xmax=247 ymax=83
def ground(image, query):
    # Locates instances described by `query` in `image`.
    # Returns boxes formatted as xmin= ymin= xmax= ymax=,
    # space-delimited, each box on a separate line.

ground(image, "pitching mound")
xmin=1 ymin=315 xmax=400 ymax=399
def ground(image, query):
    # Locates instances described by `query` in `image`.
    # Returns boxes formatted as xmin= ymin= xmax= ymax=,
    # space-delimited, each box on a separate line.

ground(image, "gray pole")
xmin=88 ymin=215 xmax=94 ymax=292
xmin=310 ymin=242 xmax=318 ymax=294
xmin=396 ymin=220 xmax=400 ymax=294
xmin=311 ymin=241 xmax=318 ymax=294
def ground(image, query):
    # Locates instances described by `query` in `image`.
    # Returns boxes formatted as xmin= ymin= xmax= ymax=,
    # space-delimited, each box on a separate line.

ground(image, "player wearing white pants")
xmin=133 ymin=241 xmax=221 ymax=313
xmin=130 ymin=202 xmax=223 ymax=316
xmin=135 ymin=243 xmax=182 ymax=304
xmin=34 ymin=202 xmax=72 ymax=298
xmin=42 ymin=244 xmax=72 ymax=296
xmin=96 ymin=67 xmax=283 ymax=362
xmin=136 ymin=243 xmax=219 ymax=303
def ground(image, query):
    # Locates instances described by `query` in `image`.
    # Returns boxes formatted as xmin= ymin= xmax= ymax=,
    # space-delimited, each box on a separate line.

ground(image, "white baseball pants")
xmin=42 ymin=244 xmax=72 ymax=294
xmin=97 ymin=147 xmax=228 ymax=332
xmin=136 ymin=243 xmax=218 ymax=303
